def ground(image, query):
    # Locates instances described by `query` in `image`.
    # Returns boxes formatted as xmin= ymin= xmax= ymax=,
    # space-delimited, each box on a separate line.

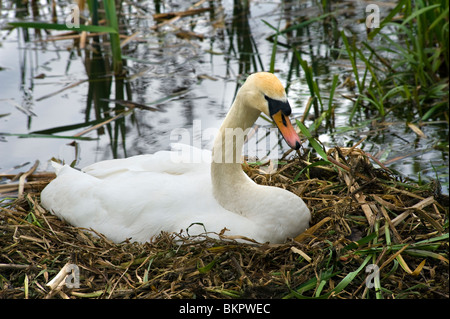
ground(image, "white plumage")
xmin=41 ymin=72 xmax=311 ymax=243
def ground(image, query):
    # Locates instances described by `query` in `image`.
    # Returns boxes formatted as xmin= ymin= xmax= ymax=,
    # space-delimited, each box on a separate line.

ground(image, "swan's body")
xmin=41 ymin=72 xmax=310 ymax=243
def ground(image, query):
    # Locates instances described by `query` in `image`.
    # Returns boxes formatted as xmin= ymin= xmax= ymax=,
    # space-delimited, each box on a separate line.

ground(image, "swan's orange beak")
xmin=271 ymin=110 xmax=301 ymax=150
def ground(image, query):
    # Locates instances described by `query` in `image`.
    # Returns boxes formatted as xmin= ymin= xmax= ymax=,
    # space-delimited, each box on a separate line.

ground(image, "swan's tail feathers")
xmin=50 ymin=161 xmax=65 ymax=175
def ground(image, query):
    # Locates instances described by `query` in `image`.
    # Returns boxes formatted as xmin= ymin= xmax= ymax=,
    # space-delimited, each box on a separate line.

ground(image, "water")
xmin=0 ymin=0 xmax=448 ymax=193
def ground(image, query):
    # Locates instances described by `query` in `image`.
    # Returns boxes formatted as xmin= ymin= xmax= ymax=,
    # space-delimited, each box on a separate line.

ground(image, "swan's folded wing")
xmin=82 ymin=144 xmax=211 ymax=179
xmin=41 ymin=159 xmax=218 ymax=243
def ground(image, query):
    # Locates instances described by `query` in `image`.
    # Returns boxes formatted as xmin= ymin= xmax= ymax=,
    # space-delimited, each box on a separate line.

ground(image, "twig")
xmin=0 ymin=263 xmax=31 ymax=270
xmin=18 ymin=160 xmax=40 ymax=198
xmin=74 ymin=109 xmax=133 ymax=137
xmin=152 ymin=0 xmax=208 ymax=29
xmin=36 ymin=80 xmax=88 ymax=102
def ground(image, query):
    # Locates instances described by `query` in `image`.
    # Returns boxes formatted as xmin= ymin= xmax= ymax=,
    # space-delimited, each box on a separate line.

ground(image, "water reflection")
xmin=0 ymin=0 xmax=448 ymax=193
xmin=226 ymin=0 xmax=262 ymax=76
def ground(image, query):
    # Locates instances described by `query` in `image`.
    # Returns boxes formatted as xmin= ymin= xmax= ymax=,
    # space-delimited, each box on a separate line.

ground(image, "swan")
xmin=40 ymin=72 xmax=311 ymax=243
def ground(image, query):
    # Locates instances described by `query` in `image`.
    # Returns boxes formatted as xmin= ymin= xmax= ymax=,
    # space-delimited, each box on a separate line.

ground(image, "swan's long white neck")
xmin=211 ymin=93 xmax=262 ymax=215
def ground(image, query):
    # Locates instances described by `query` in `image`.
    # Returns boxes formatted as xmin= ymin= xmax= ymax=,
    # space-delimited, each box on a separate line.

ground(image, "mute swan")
xmin=40 ymin=72 xmax=310 ymax=243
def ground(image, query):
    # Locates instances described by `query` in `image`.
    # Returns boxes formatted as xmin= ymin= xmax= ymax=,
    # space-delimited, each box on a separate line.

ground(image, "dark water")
xmin=0 ymin=0 xmax=448 ymax=193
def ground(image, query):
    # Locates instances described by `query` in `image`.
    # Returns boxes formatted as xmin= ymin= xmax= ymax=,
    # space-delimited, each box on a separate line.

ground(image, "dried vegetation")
xmin=0 ymin=147 xmax=448 ymax=299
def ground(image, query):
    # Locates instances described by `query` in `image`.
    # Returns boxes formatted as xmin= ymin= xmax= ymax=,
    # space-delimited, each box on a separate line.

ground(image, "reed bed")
xmin=0 ymin=146 xmax=448 ymax=299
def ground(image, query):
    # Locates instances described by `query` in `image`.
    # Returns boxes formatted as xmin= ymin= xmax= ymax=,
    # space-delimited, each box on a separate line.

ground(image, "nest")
xmin=0 ymin=147 xmax=448 ymax=299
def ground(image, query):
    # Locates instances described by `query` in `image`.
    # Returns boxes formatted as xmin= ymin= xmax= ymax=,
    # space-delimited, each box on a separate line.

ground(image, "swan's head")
xmin=240 ymin=72 xmax=302 ymax=150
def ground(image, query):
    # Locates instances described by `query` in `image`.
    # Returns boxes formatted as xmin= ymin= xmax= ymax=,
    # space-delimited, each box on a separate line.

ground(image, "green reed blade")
xmin=8 ymin=22 xmax=117 ymax=33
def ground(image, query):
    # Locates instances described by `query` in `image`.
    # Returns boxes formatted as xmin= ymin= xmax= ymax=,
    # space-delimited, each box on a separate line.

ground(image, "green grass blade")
xmin=261 ymin=19 xmax=280 ymax=73
xmin=8 ymin=22 xmax=117 ymax=33
xmin=0 ymin=132 xmax=98 ymax=140
xmin=328 ymin=74 xmax=339 ymax=110
xmin=296 ymin=120 xmax=329 ymax=162
xmin=295 ymin=52 xmax=315 ymax=97
xmin=403 ymin=249 xmax=449 ymax=262
xmin=320 ymin=255 xmax=372 ymax=298
xmin=30 ymin=119 xmax=107 ymax=135
xmin=343 ymin=232 xmax=378 ymax=251
xmin=340 ymin=31 xmax=362 ymax=93
xmin=428 ymin=6 xmax=449 ymax=31
xmin=197 ymin=260 xmax=217 ymax=274
xmin=293 ymin=160 xmax=331 ymax=182
xmin=315 ymin=280 xmax=327 ymax=297
xmin=401 ymin=4 xmax=441 ymax=27
xmin=280 ymin=12 xmax=335 ymax=34
xmin=285 ymin=269 xmax=339 ymax=299
xmin=103 ymin=0 xmax=123 ymax=74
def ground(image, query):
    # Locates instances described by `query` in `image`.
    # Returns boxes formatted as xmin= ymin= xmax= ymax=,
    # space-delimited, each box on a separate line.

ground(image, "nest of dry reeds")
xmin=0 ymin=147 xmax=448 ymax=299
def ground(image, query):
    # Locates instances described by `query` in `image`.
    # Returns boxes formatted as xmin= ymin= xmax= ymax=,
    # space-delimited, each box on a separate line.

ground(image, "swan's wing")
xmin=41 ymin=159 xmax=218 ymax=243
xmin=41 ymin=162 xmax=271 ymax=243
xmin=82 ymin=144 xmax=211 ymax=179
xmin=40 ymin=144 xmax=214 ymax=243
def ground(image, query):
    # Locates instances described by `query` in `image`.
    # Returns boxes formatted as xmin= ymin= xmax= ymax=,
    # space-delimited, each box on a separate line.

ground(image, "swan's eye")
xmin=264 ymin=95 xmax=291 ymax=116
